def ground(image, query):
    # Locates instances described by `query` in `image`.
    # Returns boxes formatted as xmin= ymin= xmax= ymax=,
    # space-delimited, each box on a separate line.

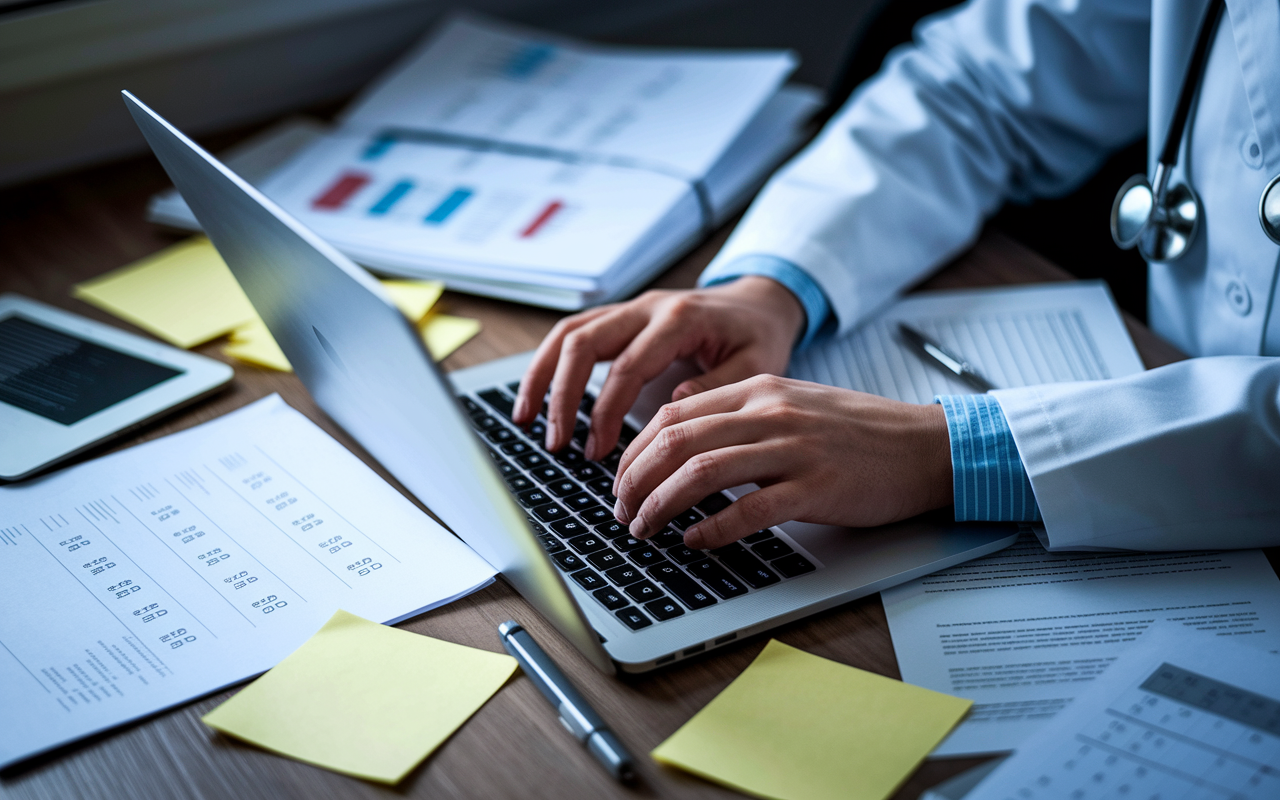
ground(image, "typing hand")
xmin=513 ymin=277 xmax=805 ymax=460
xmin=611 ymin=376 xmax=953 ymax=549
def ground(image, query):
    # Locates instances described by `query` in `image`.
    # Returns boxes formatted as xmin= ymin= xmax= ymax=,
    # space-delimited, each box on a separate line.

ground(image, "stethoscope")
xmin=1111 ymin=0 xmax=1280 ymax=260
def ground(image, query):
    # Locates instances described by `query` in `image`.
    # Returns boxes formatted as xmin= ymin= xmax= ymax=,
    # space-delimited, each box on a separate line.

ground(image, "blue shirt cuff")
xmin=700 ymin=255 xmax=831 ymax=350
xmin=936 ymin=394 xmax=1041 ymax=522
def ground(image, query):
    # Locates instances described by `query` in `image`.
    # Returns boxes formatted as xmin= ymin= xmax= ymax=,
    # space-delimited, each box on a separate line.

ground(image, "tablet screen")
xmin=0 ymin=315 xmax=183 ymax=425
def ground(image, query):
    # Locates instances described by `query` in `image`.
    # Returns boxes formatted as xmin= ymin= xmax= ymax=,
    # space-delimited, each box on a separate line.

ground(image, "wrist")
xmin=918 ymin=403 xmax=954 ymax=511
xmin=719 ymin=275 xmax=806 ymax=347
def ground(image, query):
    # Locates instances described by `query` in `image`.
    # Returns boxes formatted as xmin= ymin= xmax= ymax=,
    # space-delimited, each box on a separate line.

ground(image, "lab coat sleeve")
xmin=705 ymin=0 xmax=1152 ymax=333
xmin=993 ymin=357 xmax=1280 ymax=551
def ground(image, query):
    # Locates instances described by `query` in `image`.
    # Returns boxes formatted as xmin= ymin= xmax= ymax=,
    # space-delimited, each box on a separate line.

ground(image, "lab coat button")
xmin=1225 ymin=280 xmax=1252 ymax=316
xmin=1241 ymin=134 xmax=1264 ymax=170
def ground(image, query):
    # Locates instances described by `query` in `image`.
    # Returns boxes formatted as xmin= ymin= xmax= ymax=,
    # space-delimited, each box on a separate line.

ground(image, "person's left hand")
xmin=611 ymin=375 xmax=954 ymax=550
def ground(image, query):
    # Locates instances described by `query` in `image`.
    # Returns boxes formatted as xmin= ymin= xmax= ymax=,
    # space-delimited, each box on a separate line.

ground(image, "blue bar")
xmin=362 ymin=135 xmax=396 ymax=160
xmin=369 ymin=180 xmax=413 ymax=215
xmin=503 ymin=44 xmax=556 ymax=79
xmin=424 ymin=188 xmax=474 ymax=225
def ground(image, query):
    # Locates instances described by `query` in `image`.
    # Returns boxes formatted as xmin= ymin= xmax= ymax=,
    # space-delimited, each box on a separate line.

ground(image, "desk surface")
xmin=0 ymin=141 xmax=1253 ymax=800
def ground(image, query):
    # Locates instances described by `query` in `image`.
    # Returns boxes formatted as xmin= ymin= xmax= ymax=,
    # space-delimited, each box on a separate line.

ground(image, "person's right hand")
xmin=513 ymin=276 xmax=807 ymax=461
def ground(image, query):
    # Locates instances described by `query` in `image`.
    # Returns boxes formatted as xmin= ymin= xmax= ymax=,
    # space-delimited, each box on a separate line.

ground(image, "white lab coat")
xmin=706 ymin=0 xmax=1280 ymax=550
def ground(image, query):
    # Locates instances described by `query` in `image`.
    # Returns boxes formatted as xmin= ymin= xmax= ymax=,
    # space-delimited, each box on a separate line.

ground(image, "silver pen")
xmin=498 ymin=621 xmax=636 ymax=783
xmin=898 ymin=323 xmax=996 ymax=392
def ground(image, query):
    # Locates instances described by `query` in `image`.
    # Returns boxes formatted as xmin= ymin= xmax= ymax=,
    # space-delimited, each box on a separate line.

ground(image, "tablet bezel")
xmin=0 ymin=293 xmax=234 ymax=481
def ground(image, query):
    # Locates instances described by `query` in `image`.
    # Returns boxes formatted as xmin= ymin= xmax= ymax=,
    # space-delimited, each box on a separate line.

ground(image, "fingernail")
xmin=630 ymin=517 xmax=648 ymax=539
xmin=513 ymin=396 xmax=528 ymax=421
xmin=584 ymin=433 xmax=597 ymax=461
xmin=613 ymin=499 xmax=630 ymax=524
xmin=545 ymin=421 xmax=558 ymax=450
xmin=683 ymin=526 xmax=701 ymax=549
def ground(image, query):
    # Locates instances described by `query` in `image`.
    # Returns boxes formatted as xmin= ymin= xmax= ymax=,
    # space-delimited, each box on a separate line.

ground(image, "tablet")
xmin=0 ymin=293 xmax=234 ymax=481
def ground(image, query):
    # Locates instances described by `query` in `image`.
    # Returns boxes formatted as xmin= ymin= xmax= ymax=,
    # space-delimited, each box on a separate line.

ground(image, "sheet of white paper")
xmin=257 ymin=131 xmax=693 ymax=285
xmin=965 ymin=628 xmax=1280 ymax=799
xmin=342 ymin=14 xmax=796 ymax=180
xmin=881 ymin=532 xmax=1280 ymax=756
xmin=788 ymin=282 xmax=1145 ymax=401
xmin=0 ymin=396 xmax=496 ymax=768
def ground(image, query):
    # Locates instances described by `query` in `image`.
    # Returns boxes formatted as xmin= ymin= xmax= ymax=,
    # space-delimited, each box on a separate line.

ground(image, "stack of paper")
xmin=73 ymin=237 xmax=480 ymax=369
xmin=149 ymin=14 xmax=823 ymax=310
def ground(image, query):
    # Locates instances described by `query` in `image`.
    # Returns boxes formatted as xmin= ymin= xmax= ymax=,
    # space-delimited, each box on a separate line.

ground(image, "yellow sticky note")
xmin=421 ymin=313 xmax=481 ymax=361
xmin=381 ymin=279 xmax=445 ymax=323
xmin=73 ymin=237 xmax=258 ymax=348
xmin=651 ymin=640 xmax=971 ymax=800
xmin=202 ymin=610 xmax=517 ymax=784
xmin=222 ymin=318 xmax=293 ymax=372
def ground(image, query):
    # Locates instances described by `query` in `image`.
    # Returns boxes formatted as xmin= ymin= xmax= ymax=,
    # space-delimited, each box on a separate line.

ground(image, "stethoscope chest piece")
xmin=1111 ymin=168 xmax=1202 ymax=261
xmin=1261 ymin=173 xmax=1280 ymax=246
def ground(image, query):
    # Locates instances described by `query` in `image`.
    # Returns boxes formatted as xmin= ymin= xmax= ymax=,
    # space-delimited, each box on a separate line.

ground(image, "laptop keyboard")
xmin=457 ymin=381 xmax=819 ymax=631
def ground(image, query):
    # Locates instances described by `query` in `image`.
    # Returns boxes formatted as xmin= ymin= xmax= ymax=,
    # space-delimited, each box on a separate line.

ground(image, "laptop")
xmin=123 ymin=91 xmax=1018 ymax=673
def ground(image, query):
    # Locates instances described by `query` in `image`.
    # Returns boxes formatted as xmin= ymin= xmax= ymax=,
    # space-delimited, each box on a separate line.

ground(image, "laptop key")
xmin=516 ymin=452 xmax=550 ymax=470
xmin=459 ymin=396 xmax=483 ymax=416
xmin=742 ymin=529 xmax=775 ymax=544
xmin=604 ymin=564 xmax=645 ymax=586
xmin=716 ymin=549 xmax=780 ymax=589
xmin=624 ymin=580 xmax=662 ymax=603
xmin=649 ymin=528 xmax=684 ymax=549
xmin=478 ymin=388 xmax=514 ymax=418
xmin=552 ymin=551 xmax=584 ymax=571
xmin=566 ymin=533 xmax=608 ymax=554
xmin=686 ymin=560 xmax=749 ymax=598
xmin=626 ymin=544 xmax=667 ymax=566
xmin=527 ymin=464 xmax=563 ymax=483
xmin=594 ymin=520 xmax=630 ymax=539
xmin=615 ymin=607 xmax=652 ymax=630
xmin=579 ymin=506 xmax=614 ymax=525
xmin=669 ymin=509 xmax=703 ymax=531
xmin=506 ymin=381 xmax=522 ymax=395
xmin=550 ymin=518 xmax=589 ymax=538
xmin=667 ymin=545 xmax=706 ymax=566
xmin=496 ymin=460 xmax=518 ymax=478
xmin=546 ymin=479 xmax=581 ymax=498
xmin=601 ymin=450 xmax=623 ymax=473
xmin=570 ymin=568 xmax=607 ymax=591
xmin=563 ymin=492 xmax=600 ymax=512
xmin=571 ymin=421 xmax=590 ymax=447
xmin=506 ymin=475 xmax=534 ymax=493
xmin=579 ymin=395 xmax=595 ymax=416
xmin=537 ymin=534 xmax=566 ymax=554
xmin=647 ymin=563 xmax=718 ymax=610
xmin=528 ymin=420 xmax=547 ymax=439
xmin=485 ymin=427 xmax=517 ymax=444
xmin=525 ymin=517 xmax=546 ymax=534
xmin=517 ymin=489 xmax=552 ymax=508
xmin=587 ymin=549 xmax=625 ymax=571
xmin=695 ymin=492 xmax=733 ymax=516
xmin=592 ymin=586 xmax=629 ymax=610
xmin=644 ymin=597 xmax=685 ymax=621
xmin=471 ymin=414 xmax=501 ymax=431
xmin=572 ymin=463 xmax=605 ymax=481
xmin=772 ymin=553 xmax=817 ymax=578
xmin=751 ymin=538 xmax=794 ymax=560
xmin=501 ymin=441 xmax=532 ymax=456
xmin=531 ymin=502 xmax=568 ymax=522
xmin=554 ymin=449 xmax=586 ymax=468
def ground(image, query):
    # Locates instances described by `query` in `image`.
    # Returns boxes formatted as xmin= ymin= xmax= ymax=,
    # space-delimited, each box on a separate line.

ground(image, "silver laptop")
xmin=123 ymin=91 xmax=1018 ymax=674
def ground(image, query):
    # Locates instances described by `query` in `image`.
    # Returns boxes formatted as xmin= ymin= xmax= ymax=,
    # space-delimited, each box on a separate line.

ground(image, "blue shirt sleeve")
xmin=699 ymin=255 xmax=831 ymax=350
xmin=936 ymin=394 xmax=1041 ymax=522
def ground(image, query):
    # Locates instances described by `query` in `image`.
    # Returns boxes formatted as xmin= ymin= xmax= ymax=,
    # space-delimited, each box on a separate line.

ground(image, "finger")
xmin=515 ymin=307 xmax=611 ymax=425
xmin=683 ymin=484 xmax=800 ymax=550
xmin=545 ymin=306 xmax=652 ymax=451
xmin=626 ymin=441 xmax=794 ymax=540
xmin=671 ymin=348 xmax=771 ymax=402
xmin=613 ymin=382 xmax=753 ymax=495
xmin=582 ymin=314 xmax=700 ymax=461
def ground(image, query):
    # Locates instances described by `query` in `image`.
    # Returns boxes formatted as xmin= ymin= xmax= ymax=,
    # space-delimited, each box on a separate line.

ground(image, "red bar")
xmin=519 ymin=200 xmax=564 ymax=238
xmin=311 ymin=171 xmax=371 ymax=210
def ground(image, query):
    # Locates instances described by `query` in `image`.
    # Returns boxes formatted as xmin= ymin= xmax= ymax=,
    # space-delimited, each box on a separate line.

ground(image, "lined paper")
xmin=788 ymin=282 xmax=1143 ymax=401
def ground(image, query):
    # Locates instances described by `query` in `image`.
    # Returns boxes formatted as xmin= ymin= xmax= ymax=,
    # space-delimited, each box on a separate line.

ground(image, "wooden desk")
xmin=0 ymin=143 xmax=1225 ymax=800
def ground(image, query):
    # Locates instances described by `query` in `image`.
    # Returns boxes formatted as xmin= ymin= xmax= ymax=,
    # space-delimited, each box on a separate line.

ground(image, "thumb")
xmin=672 ymin=349 xmax=769 ymax=401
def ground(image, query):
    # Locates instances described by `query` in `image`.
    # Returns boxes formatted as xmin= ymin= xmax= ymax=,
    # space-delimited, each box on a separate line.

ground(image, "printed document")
xmin=0 ymin=396 xmax=496 ymax=767
xmin=881 ymin=532 xmax=1280 ymax=756
xmin=788 ymin=282 xmax=1145 ymax=400
xmin=965 ymin=629 xmax=1280 ymax=799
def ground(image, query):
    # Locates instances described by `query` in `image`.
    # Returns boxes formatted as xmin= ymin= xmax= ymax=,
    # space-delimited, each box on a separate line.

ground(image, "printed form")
xmin=0 ymin=396 xmax=496 ymax=767
xmin=882 ymin=533 xmax=1280 ymax=756
xmin=965 ymin=630 xmax=1280 ymax=799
